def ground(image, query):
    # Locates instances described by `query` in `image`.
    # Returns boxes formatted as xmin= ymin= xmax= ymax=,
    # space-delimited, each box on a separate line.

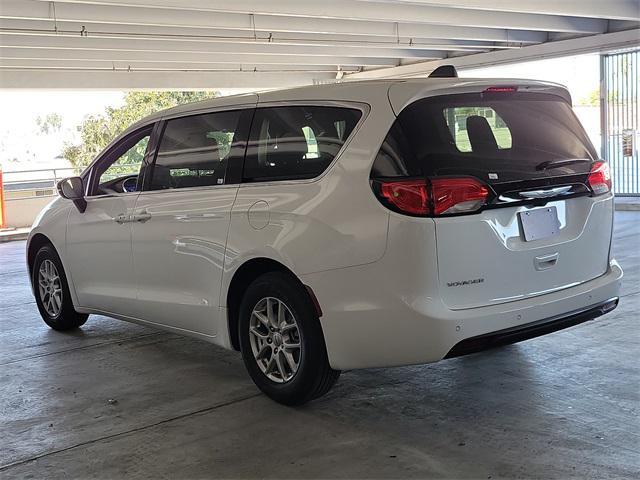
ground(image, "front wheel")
xmin=239 ymin=272 xmax=340 ymax=405
xmin=32 ymin=245 xmax=88 ymax=331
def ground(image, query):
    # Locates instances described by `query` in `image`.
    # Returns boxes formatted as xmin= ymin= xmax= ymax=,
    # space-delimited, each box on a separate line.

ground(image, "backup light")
xmin=587 ymin=161 xmax=612 ymax=195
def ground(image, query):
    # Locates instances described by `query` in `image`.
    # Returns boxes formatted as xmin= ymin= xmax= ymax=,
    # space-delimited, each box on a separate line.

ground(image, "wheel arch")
xmin=27 ymin=233 xmax=55 ymax=278
xmin=225 ymin=257 xmax=322 ymax=351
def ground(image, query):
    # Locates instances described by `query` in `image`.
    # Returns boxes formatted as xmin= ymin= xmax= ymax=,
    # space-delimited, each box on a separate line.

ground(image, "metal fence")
xmin=602 ymin=49 xmax=639 ymax=196
xmin=2 ymin=166 xmax=83 ymax=200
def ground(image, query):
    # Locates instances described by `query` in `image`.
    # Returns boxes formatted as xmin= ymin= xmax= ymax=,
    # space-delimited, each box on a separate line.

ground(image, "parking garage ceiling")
xmin=0 ymin=0 xmax=639 ymax=88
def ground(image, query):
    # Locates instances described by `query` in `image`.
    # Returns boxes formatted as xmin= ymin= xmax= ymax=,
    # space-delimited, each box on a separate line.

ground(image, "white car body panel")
xmin=66 ymin=194 xmax=140 ymax=315
xmin=27 ymin=78 xmax=622 ymax=371
xmin=131 ymin=185 xmax=239 ymax=335
xmin=435 ymin=196 xmax=613 ymax=310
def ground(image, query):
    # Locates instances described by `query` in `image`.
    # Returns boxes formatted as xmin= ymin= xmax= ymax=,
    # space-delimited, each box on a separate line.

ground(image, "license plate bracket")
xmin=519 ymin=207 xmax=560 ymax=242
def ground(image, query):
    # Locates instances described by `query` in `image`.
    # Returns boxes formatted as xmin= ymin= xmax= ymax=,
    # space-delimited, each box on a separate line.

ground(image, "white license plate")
xmin=519 ymin=207 xmax=560 ymax=241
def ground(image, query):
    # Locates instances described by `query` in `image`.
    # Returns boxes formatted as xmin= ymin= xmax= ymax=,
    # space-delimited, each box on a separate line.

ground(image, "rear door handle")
xmin=132 ymin=210 xmax=152 ymax=223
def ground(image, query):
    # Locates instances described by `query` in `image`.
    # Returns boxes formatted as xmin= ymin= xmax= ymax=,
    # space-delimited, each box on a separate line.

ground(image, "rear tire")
xmin=32 ymin=245 xmax=88 ymax=331
xmin=239 ymin=272 xmax=340 ymax=405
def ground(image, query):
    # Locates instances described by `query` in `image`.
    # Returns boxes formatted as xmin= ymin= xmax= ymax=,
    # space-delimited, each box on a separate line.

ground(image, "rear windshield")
xmin=372 ymin=93 xmax=598 ymax=184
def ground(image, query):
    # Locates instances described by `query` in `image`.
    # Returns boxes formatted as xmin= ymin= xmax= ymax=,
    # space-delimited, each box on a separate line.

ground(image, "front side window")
xmin=243 ymin=106 xmax=362 ymax=182
xmin=149 ymin=110 xmax=246 ymax=190
xmin=93 ymin=127 xmax=151 ymax=196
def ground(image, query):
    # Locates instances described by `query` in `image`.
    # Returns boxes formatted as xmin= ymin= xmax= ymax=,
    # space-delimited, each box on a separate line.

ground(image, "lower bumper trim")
xmin=444 ymin=297 xmax=619 ymax=359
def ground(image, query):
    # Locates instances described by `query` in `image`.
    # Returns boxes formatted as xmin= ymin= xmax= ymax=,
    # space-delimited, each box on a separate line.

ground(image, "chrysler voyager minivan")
xmin=28 ymin=74 xmax=622 ymax=404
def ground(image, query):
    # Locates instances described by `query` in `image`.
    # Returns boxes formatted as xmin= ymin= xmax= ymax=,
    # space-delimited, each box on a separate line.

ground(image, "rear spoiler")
xmin=388 ymin=79 xmax=573 ymax=116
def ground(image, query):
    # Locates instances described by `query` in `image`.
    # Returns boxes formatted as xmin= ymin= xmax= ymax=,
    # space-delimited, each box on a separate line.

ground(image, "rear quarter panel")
xmin=221 ymin=91 xmax=396 ymax=305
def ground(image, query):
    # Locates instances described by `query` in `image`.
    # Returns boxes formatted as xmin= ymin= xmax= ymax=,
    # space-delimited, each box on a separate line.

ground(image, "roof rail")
xmin=428 ymin=65 xmax=458 ymax=78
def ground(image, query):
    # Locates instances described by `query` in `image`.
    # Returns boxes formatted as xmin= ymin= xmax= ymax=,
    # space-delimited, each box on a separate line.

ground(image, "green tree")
xmin=62 ymin=91 xmax=218 ymax=168
xmin=36 ymin=113 xmax=63 ymax=134
xmin=578 ymin=88 xmax=600 ymax=107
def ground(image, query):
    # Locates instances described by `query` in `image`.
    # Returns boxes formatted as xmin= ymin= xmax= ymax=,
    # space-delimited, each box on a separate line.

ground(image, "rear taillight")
xmin=375 ymin=177 xmax=490 ymax=216
xmin=431 ymin=178 xmax=490 ymax=215
xmin=587 ymin=161 xmax=612 ymax=195
xmin=379 ymin=180 xmax=430 ymax=215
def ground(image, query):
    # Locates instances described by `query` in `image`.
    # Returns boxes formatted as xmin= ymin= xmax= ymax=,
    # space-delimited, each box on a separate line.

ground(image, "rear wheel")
xmin=32 ymin=245 xmax=88 ymax=331
xmin=239 ymin=272 xmax=340 ymax=405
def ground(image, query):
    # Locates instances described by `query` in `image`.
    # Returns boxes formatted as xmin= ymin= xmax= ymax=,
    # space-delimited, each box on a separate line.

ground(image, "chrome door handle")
xmin=113 ymin=213 xmax=129 ymax=224
xmin=133 ymin=211 xmax=152 ymax=223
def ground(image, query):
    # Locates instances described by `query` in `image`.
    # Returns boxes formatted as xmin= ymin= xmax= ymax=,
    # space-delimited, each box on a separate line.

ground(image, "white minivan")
xmin=28 ymin=74 xmax=623 ymax=405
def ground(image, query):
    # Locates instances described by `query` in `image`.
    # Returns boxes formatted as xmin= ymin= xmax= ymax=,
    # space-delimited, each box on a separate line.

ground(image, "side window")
xmin=149 ymin=110 xmax=245 ymax=191
xmin=443 ymin=107 xmax=512 ymax=152
xmin=93 ymin=127 xmax=152 ymax=196
xmin=243 ymin=106 xmax=362 ymax=182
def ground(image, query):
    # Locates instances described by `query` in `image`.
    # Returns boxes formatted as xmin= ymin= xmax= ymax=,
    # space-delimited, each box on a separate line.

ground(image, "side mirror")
xmin=57 ymin=177 xmax=87 ymax=213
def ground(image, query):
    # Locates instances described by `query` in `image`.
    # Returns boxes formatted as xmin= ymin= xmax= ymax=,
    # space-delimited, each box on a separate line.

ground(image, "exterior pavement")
xmin=0 ymin=212 xmax=638 ymax=479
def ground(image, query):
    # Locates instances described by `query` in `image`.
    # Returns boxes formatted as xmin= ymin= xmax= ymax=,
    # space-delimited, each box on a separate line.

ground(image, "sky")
xmin=466 ymin=54 xmax=600 ymax=104
xmin=0 ymin=88 xmax=249 ymax=174
xmin=0 ymin=55 xmax=600 ymax=174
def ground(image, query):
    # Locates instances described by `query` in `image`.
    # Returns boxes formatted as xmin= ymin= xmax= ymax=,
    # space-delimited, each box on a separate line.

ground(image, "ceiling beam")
xmin=0 ymin=1 xmax=548 ymax=43
xmin=0 ymin=22 xmax=517 ymax=52
xmin=0 ymin=68 xmax=332 ymax=88
xmin=14 ymin=0 xmax=608 ymax=34
xmin=0 ymin=33 xmax=452 ymax=60
xmin=0 ymin=58 xmax=355 ymax=73
xmin=0 ymin=47 xmax=398 ymax=67
xmin=366 ymin=0 xmax=640 ymax=22
xmin=347 ymin=28 xmax=640 ymax=79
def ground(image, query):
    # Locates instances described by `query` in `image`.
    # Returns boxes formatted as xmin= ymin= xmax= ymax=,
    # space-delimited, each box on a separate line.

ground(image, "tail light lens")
xmin=587 ymin=161 xmax=612 ymax=195
xmin=431 ymin=178 xmax=490 ymax=215
xmin=379 ymin=180 xmax=430 ymax=215
xmin=375 ymin=177 xmax=490 ymax=216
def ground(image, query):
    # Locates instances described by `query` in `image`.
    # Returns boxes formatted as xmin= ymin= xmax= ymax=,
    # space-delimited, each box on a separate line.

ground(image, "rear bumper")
xmin=445 ymin=297 xmax=619 ymax=358
xmin=304 ymin=260 xmax=623 ymax=370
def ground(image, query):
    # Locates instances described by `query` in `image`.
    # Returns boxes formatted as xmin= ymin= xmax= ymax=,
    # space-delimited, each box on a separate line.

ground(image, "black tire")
xmin=32 ymin=245 xmax=88 ymax=331
xmin=239 ymin=272 xmax=340 ymax=406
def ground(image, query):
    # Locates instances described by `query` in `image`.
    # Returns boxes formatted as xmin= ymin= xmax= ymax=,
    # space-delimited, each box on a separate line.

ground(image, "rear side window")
xmin=372 ymin=93 xmax=598 ymax=185
xmin=149 ymin=110 xmax=247 ymax=190
xmin=243 ymin=106 xmax=361 ymax=182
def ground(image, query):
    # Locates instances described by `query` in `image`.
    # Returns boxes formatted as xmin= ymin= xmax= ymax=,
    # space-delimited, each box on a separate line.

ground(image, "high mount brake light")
xmin=587 ymin=161 xmax=612 ymax=195
xmin=483 ymin=86 xmax=518 ymax=93
xmin=376 ymin=177 xmax=490 ymax=216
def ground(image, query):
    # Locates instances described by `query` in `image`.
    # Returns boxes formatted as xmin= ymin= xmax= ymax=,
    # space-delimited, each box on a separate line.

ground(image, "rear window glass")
xmin=372 ymin=93 xmax=598 ymax=184
xmin=444 ymin=107 xmax=512 ymax=152
xmin=243 ymin=106 xmax=362 ymax=182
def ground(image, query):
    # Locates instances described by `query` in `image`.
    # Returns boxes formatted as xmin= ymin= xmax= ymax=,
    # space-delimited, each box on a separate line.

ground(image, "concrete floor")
xmin=1 ymin=213 xmax=638 ymax=479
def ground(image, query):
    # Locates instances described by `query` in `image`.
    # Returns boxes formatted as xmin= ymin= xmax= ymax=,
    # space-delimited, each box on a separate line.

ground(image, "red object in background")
xmin=0 ymin=170 xmax=5 ymax=229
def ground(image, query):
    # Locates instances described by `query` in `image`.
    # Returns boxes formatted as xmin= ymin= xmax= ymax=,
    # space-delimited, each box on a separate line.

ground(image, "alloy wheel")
xmin=249 ymin=297 xmax=302 ymax=383
xmin=38 ymin=259 xmax=62 ymax=318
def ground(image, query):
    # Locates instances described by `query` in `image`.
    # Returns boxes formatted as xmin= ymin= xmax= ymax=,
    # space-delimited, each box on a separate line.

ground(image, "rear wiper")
xmin=536 ymin=158 xmax=592 ymax=171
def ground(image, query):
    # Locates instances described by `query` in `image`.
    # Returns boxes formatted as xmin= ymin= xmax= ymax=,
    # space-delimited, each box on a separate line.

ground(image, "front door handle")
xmin=113 ymin=213 xmax=129 ymax=224
xmin=133 ymin=210 xmax=152 ymax=223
